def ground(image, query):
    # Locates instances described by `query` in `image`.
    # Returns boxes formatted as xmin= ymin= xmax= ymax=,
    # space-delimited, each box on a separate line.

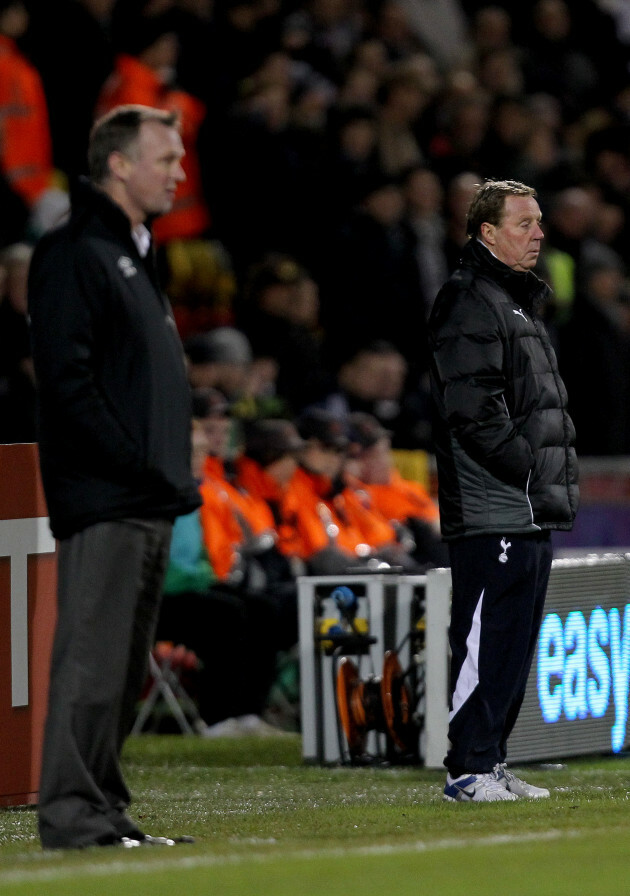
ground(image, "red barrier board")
xmin=0 ymin=443 xmax=57 ymax=807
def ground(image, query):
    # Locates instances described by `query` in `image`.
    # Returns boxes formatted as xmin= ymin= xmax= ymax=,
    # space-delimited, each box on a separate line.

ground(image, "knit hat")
xmin=347 ymin=412 xmax=391 ymax=451
xmin=185 ymin=327 xmax=253 ymax=367
xmin=297 ymin=408 xmax=349 ymax=451
xmin=243 ymin=419 xmax=306 ymax=467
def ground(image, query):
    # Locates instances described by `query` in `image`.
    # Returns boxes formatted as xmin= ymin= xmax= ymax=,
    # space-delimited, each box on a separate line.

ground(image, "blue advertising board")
xmin=509 ymin=554 xmax=630 ymax=762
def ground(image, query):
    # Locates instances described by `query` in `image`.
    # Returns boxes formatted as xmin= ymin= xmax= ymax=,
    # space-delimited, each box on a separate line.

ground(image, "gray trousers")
xmin=38 ymin=518 xmax=172 ymax=849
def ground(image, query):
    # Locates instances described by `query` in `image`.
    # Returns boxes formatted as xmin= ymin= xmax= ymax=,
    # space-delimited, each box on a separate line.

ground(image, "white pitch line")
xmin=0 ymin=828 xmax=592 ymax=886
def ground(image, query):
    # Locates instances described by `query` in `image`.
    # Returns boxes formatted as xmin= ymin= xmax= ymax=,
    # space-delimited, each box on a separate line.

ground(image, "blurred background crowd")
xmin=2 ymin=0 xmax=630 ymax=730
xmin=2 ymin=0 xmax=630 ymax=456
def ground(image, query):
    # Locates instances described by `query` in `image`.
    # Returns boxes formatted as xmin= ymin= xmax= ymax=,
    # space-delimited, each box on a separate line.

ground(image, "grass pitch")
xmin=1 ymin=735 xmax=630 ymax=895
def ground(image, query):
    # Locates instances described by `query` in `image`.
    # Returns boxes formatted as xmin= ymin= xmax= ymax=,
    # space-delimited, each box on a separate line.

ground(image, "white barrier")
xmin=298 ymin=554 xmax=630 ymax=767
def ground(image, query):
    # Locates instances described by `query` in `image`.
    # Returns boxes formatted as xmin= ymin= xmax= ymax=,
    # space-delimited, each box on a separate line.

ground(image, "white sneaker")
xmin=443 ymin=770 xmax=519 ymax=802
xmin=236 ymin=714 xmax=287 ymax=736
xmin=494 ymin=763 xmax=550 ymax=798
xmin=201 ymin=717 xmax=244 ymax=738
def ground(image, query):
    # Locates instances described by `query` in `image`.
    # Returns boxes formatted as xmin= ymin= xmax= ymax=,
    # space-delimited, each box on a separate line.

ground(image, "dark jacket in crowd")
xmin=28 ymin=178 xmax=201 ymax=539
xmin=429 ymin=238 xmax=579 ymax=540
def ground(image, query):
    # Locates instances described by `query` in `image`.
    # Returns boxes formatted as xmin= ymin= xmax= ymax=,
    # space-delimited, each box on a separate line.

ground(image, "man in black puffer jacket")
xmin=429 ymin=179 xmax=579 ymax=803
xmin=29 ymin=105 xmax=201 ymax=848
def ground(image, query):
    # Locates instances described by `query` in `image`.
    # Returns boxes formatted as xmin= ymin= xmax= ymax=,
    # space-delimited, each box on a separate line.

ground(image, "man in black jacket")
xmin=429 ymin=179 xmax=579 ymax=802
xmin=29 ymin=105 xmax=201 ymax=848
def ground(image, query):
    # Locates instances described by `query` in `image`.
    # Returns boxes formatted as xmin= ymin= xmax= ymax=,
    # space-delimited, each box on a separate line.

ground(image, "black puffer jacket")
xmin=428 ymin=239 xmax=579 ymax=540
xmin=28 ymin=179 xmax=201 ymax=539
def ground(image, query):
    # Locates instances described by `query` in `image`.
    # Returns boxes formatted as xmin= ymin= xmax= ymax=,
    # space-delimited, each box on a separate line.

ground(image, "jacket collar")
xmin=462 ymin=237 xmax=550 ymax=312
xmin=70 ymin=177 xmax=142 ymax=248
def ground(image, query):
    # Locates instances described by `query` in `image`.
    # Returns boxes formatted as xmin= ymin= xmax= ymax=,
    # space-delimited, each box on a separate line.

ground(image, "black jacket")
xmin=428 ymin=239 xmax=579 ymax=540
xmin=28 ymin=179 xmax=201 ymax=539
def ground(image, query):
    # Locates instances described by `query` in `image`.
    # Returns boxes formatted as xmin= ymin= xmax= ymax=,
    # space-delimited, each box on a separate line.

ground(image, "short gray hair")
xmin=466 ymin=179 xmax=537 ymax=238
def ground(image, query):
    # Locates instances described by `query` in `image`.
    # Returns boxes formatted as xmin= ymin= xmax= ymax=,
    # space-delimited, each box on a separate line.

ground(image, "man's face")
xmin=482 ymin=194 xmax=544 ymax=272
xmin=120 ymin=120 xmax=185 ymax=225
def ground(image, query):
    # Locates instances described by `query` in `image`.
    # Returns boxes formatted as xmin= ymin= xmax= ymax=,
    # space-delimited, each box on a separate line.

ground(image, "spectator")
xmin=0 ymin=1 xmax=67 ymax=240
xmin=519 ymin=0 xmax=601 ymax=122
xmin=96 ymin=1 xmax=211 ymax=246
xmin=309 ymin=103 xmax=382 ymax=248
xmin=427 ymin=91 xmax=490 ymax=185
xmin=294 ymin=407 xmax=423 ymax=572
xmin=561 ymin=257 xmax=630 ymax=455
xmin=156 ymin=417 xmax=289 ymax=736
xmin=401 ymin=164 xmax=449 ymax=317
xmin=319 ymin=168 xmax=426 ymax=371
xmin=184 ymin=325 xmax=289 ymax=419
xmin=443 ymin=170 xmax=483 ymax=271
xmin=316 ymin=340 xmax=433 ymax=450
xmin=374 ymin=62 xmax=429 ymax=177
xmin=237 ymin=252 xmax=335 ymax=413
xmin=345 ymin=410 xmax=448 ymax=568
xmin=281 ymin=0 xmax=364 ymax=86
xmin=232 ymin=414 xmax=388 ymax=575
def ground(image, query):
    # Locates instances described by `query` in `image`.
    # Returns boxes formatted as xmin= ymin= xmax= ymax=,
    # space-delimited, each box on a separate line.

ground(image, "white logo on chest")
xmin=513 ymin=308 xmax=527 ymax=322
xmin=118 ymin=256 xmax=137 ymax=278
xmin=499 ymin=537 xmax=512 ymax=563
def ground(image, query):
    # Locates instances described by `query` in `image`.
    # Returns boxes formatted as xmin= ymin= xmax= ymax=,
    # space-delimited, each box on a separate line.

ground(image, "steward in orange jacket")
xmin=95 ymin=11 xmax=210 ymax=245
xmin=346 ymin=412 xmax=449 ymax=568
xmin=292 ymin=408 xmax=424 ymax=573
xmin=200 ymin=453 xmax=277 ymax=581
xmin=231 ymin=417 xmax=358 ymax=575
xmin=0 ymin=29 xmax=54 ymax=209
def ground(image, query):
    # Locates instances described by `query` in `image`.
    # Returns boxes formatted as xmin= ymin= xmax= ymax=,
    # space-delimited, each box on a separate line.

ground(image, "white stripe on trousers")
xmin=449 ymin=588 xmax=484 ymax=722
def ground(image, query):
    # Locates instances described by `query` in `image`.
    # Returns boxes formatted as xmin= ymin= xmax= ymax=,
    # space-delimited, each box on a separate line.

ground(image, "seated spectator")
xmin=345 ymin=411 xmax=448 ymax=569
xmin=295 ymin=407 xmax=420 ymax=568
xmin=315 ymin=339 xmax=433 ymax=450
xmin=237 ymin=252 xmax=335 ymax=413
xmin=156 ymin=418 xmax=290 ymax=736
xmin=193 ymin=389 xmax=288 ymax=592
xmin=164 ymin=237 xmax=238 ymax=341
xmin=184 ymin=325 xmax=289 ymax=419
xmin=233 ymin=415 xmax=357 ymax=575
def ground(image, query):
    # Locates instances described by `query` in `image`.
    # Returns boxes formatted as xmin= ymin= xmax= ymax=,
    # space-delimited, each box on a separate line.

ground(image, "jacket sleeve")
xmin=28 ymin=235 xmax=146 ymax=478
xmin=432 ymin=292 xmax=534 ymax=487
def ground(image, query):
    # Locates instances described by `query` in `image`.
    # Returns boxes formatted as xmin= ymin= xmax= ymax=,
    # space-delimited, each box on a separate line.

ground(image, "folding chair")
xmin=132 ymin=643 xmax=207 ymax=735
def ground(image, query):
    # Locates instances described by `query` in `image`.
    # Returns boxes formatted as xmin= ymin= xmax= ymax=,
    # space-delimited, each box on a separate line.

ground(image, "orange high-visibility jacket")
xmin=362 ymin=470 xmax=439 ymax=526
xmin=0 ymin=34 xmax=53 ymax=207
xmin=234 ymin=459 xmax=398 ymax=563
xmin=199 ymin=455 xmax=276 ymax=580
xmin=233 ymin=457 xmax=333 ymax=562
xmin=95 ymin=54 xmax=211 ymax=244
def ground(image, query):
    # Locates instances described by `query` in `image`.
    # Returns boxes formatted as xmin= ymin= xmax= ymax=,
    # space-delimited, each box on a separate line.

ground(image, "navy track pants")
xmin=445 ymin=531 xmax=553 ymax=776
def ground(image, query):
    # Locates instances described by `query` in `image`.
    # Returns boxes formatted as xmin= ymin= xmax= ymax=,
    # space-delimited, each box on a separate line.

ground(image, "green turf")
xmin=2 ymin=735 xmax=630 ymax=895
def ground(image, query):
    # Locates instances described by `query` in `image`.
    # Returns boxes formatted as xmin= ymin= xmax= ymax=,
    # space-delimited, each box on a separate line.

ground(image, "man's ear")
xmin=480 ymin=221 xmax=495 ymax=246
xmin=108 ymin=150 xmax=131 ymax=182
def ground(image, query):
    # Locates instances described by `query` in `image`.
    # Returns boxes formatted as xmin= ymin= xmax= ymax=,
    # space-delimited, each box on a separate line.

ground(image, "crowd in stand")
xmin=2 ymin=0 xmax=630 ymax=454
xmin=2 ymin=0 xmax=630 ymax=730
